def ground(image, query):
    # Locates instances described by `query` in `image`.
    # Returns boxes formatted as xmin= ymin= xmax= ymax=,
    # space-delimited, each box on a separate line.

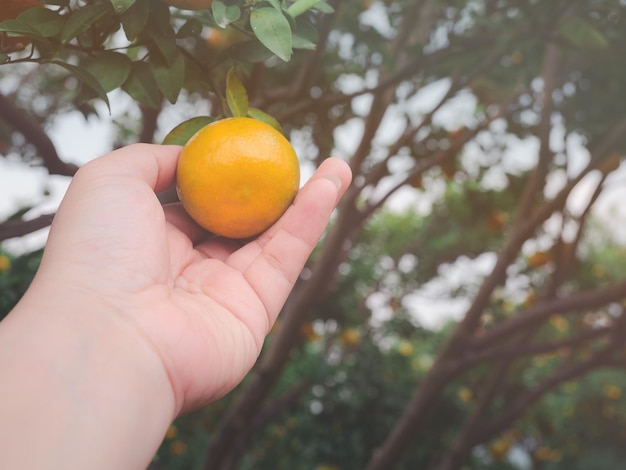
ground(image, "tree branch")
xmin=548 ymin=168 xmax=607 ymax=292
xmin=0 ymin=93 xmax=78 ymax=177
xmin=459 ymin=325 xmax=611 ymax=371
xmin=138 ymin=104 xmax=161 ymax=144
xmin=473 ymin=280 xmax=626 ymax=349
xmin=275 ymin=33 xmax=500 ymax=123
xmin=471 ymin=342 xmax=623 ymax=446
xmin=218 ymin=379 xmax=311 ymax=470
xmin=513 ymin=42 xmax=560 ymax=223
xmin=0 ymin=212 xmax=55 ymax=242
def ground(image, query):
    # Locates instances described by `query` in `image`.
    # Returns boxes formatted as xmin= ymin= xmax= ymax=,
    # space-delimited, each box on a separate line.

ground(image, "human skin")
xmin=0 ymin=144 xmax=351 ymax=469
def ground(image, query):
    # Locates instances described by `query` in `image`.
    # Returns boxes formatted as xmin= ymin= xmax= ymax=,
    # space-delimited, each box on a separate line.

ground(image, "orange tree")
xmin=3 ymin=1 xmax=626 ymax=469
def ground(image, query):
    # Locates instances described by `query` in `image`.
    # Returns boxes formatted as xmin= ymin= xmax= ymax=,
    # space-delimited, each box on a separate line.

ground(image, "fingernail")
xmin=323 ymin=174 xmax=342 ymax=190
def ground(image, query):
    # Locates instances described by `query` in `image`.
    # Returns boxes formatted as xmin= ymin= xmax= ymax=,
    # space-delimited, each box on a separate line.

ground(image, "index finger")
xmin=77 ymin=144 xmax=182 ymax=194
xmin=229 ymin=157 xmax=352 ymax=325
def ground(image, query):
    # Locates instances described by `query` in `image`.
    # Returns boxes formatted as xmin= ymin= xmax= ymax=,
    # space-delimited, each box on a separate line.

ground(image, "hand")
xmin=0 ymin=143 xmax=351 ymax=469
xmin=33 ymin=143 xmax=351 ymax=411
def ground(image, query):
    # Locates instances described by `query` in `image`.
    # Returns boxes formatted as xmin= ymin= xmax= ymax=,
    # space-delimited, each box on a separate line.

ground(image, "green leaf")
xmin=312 ymin=0 xmax=334 ymax=13
xmin=250 ymin=7 xmax=292 ymax=62
xmin=226 ymin=67 xmax=248 ymax=117
xmin=121 ymin=0 xmax=149 ymax=41
xmin=28 ymin=36 xmax=60 ymax=58
xmin=291 ymin=35 xmax=315 ymax=50
xmin=84 ymin=52 xmax=132 ymax=92
xmin=122 ymin=61 xmax=161 ymax=108
xmin=151 ymin=52 xmax=185 ymax=104
xmin=146 ymin=2 xmax=178 ymax=65
xmin=61 ymin=3 xmax=112 ymax=43
xmin=17 ymin=7 xmax=64 ymax=38
xmin=247 ymin=107 xmax=282 ymax=132
xmin=225 ymin=40 xmax=274 ymax=63
xmin=266 ymin=0 xmax=282 ymax=10
xmin=162 ymin=116 xmax=217 ymax=145
xmin=211 ymin=1 xmax=241 ymax=29
xmin=110 ymin=0 xmax=136 ymax=15
xmin=292 ymin=20 xmax=317 ymax=50
xmin=559 ymin=17 xmax=609 ymax=49
xmin=0 ymin=19 xmax=40 ymax=37
xmin=52 ymin=60 xmax=111 ymax=112
xmin=286 ymin=0 xmax=320 ymax=18
xmin=211 ymin=0 xmax=226 ymax=19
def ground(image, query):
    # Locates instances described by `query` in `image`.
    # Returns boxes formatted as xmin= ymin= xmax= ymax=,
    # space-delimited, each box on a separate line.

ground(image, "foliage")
xmin=0 ymin=0 xmax=327 ymax=109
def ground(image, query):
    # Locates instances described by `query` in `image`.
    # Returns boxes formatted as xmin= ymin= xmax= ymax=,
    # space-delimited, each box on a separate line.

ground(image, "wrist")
xmin=0 ymin=277 xmax=176 ymax=469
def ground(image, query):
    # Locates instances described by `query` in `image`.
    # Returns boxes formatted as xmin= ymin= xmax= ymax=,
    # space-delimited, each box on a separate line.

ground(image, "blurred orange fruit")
xmin=604 ymin=384 xmax=622 ymax=400
xmin=488 ymin=438 xmax=511 ymax=461
xmin=0 ymin=254 xmax=11 ymax=271
xmin=527 ymin=250 xmax=552 ymax=268
xmin=486 ymin=210 xmax=508 ymax=232
xmin=206 ymin=27 xmax=249 ymax=51
xmin=340 ymin=328 xmax=361 ymax=347
xmin=397 ymin=341 xmax=414 ymax=357
xmin=176 ymin=117 xmax=300 ymax=239
xmin=300 ymin=322 xmax=320 ymax=342
xmin=597 ymin=153 xmax=621 ymax=175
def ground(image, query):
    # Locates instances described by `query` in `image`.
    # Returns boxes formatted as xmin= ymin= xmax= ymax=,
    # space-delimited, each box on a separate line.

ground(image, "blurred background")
xmin=2 ymin=1 xmax=626 ymax=469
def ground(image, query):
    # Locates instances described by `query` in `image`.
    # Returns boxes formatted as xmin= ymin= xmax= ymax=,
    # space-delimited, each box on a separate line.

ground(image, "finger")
xmin=44 ymin=145 xmax=182 ymax=268
xmin=79 ymin=144 xmax=182 ymax=193
xmin=229 ymin=157 xmax=352 ymax=326
xmin=259 ymin=157 xmax=352 ymax=244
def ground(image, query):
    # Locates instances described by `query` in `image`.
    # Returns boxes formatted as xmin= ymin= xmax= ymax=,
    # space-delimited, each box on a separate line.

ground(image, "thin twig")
xmin=0 ymin=213 xmax=55 ymax=242
xmin=0 ymin=94 xmax=78 ymax=177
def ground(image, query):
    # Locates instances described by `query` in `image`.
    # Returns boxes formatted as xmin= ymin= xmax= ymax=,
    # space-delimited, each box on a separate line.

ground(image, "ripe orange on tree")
xmin=527 ymin=250 xmax=552 ymax=268
xmin=0 ymin=0 xmax=42 ymax=53
xmin=206 ymin=27 xmax=249 ymax=51
xmin=176 ymin=117 xmax=300 ymax=239
xmin=486 ymin=210 xmax=508 ymax=232
xmin=162 ymin=0 xmax=213 ymax=10
xmin=339 ymin=328 xmax=361 ymax=347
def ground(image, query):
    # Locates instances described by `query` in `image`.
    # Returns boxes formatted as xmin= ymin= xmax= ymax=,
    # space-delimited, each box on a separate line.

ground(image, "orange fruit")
xmin=339 ymin=328 xmax=361 ymax=347
xmin=0 ymin=0 xmax=42 ymax=53
xmin=597 ymin=153 xmax=621 ymax=175
xmin=527 ymin=250 xmax=552 ymax=268
xmin=176 ymin=117 xmax=300 ymax=239
xmin=206 ymin=27 xmax=249 ymax=51
xmin=486 ymin=210 xmax=508 ymax=232
xmin=162 ymin=0 xmax=213 ymax=10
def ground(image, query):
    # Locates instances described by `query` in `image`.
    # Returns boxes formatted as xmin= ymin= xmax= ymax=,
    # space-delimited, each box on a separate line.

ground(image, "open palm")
xmin=38 ymin=144 xmax=351 ymax=414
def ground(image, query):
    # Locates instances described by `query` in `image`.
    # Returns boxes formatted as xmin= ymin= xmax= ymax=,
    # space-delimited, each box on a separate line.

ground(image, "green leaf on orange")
xmin=162 ymin=116 xmax=218 ymax=146
xmin=247 ymin=107 xmax=282 ymax=133
xmin=226 ymin=67 xmax=248 ymax=117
